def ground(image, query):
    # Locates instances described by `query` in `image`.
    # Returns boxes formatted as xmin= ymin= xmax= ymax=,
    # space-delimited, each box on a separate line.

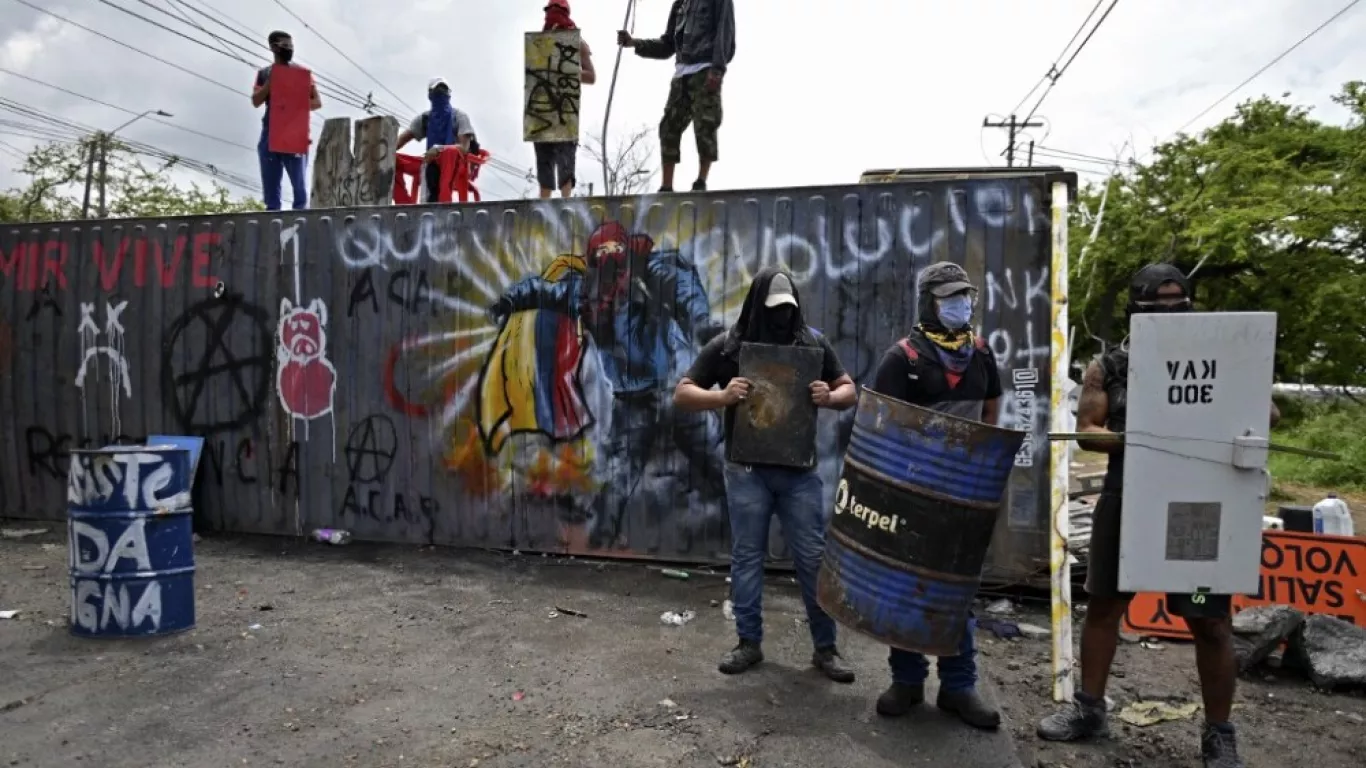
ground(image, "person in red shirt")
xmin=251 ymin=31 xmax=321 ymax=210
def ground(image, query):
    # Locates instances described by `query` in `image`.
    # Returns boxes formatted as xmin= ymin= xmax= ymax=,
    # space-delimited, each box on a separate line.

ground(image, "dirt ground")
xmin=1 ymin=529 xmax=1023 ymax=768
xmin=4 ymin=528 xmax=1363 ymax=768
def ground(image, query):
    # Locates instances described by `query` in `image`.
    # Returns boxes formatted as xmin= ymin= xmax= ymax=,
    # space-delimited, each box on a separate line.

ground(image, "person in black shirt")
xmin=1038 ymin=264 xmax=1278 ymax=768
xmin=674 ymin=268 xmax=857 ymax=681
xmin=867 ymin=261 xmax=1003 ymax=731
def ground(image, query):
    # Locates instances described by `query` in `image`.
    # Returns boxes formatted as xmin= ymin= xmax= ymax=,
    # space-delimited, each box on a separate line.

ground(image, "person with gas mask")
xmin=1037 ymin=263 xmax=1278 ymax=768
xmin=865 ymin=261 xmax=1003 ymax=730
xmin=673 ymin=268 xmax=858 ymax=680
xmin=251 ymin=30 xmax=321 ymax=211
xmin=396 ymin=78 xmax=478 ymax=203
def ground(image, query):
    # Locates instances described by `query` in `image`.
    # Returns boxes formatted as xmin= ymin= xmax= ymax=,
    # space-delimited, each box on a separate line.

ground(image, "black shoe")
xmin=875 ymin=683 xmax=924 ymax=717
xmin=812 ymin=646 xmax=855 ymax=684
xmin=718 ymin=640 xmax=763 ymax=675
xmin=1036 ymin=692 xmax=1108 ymax=741
xmin=937 ymin=688 xmax=1001 ymax=731
xmin=1201 ymin=722 xmax=1245 ymax=768
xmin=691 ymin=179 xmax=707 ymax=191
xmin=658 ymin=185 xmax=674 ymax=193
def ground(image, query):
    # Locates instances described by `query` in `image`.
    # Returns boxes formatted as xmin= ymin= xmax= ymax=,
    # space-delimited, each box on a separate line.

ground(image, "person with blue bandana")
xmin=866 ymin=261 xmax=1003 ymax=731
xmin=396 ymin=77 xmax=478 ymax=203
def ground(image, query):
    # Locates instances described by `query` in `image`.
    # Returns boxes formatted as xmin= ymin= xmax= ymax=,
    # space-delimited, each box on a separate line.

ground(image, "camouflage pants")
xmin=659 ymin=69 xmax=722 ymax=165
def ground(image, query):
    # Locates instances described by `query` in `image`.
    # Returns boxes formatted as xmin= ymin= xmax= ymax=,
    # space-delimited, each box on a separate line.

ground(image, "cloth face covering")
xmin=936 ymin=294 xmax=973 ymax=329
xmin=426 ymin=90 xmax=456 ymax=150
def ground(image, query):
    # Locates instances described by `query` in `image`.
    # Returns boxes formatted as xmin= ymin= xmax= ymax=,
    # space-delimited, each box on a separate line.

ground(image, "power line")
xmin=1009 ymin=0 xmax=1106 ymax=116
xmin=1034 ymin=144 xmax=1136 ymax=167
xmin=270 ymin=0 xmax=415 ymax=114
xmin=0 ymin=66 xmax=255 ymax=152
xmin=1021 ymin=0 xmax=1120 ymax=123
xmin=1174 ymin=0 xmax=1362 ymax=134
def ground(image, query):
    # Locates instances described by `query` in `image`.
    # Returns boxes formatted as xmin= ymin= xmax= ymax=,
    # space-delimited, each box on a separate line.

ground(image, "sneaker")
xmin=718 ymin=640 xmax=763 ymax=675
xmin=936 ymin=688 xmax=1001 ymax=731
xmin=875 ymin=683 xmax=924 ymax=717
xmin=812 ymin=646 xmax=855 ymax=684
xmin=1201 ymin=722 xmax=1245 ymax=768
xmin=1036 ymin=693 xmax=1108 ymax=741
xmin=658 ymin=185 xmax=674 ymax=193
xmin=691 ymin=179 xmax=707 ymax=192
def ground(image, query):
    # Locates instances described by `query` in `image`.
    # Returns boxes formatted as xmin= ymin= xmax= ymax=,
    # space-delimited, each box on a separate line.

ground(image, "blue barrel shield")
xmin=67 ymin=444 xmax=199 ymax=638
xmin=816 ymin=388 xmax=1027 ymax=655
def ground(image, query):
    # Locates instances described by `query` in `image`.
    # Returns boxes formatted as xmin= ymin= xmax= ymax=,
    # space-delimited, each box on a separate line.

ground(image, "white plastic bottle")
xmin=1312 ymin=494 xmax=1354 ymax=536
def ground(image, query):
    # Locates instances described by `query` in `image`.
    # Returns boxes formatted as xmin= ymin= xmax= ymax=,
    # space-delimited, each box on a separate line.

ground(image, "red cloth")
xmin=393 ymin=154 xmax=422 ymax=205
xmin=266 ymin=64 xmax=312 ymax=154
xmin=544 ymin=0 xmax=576 ymax=31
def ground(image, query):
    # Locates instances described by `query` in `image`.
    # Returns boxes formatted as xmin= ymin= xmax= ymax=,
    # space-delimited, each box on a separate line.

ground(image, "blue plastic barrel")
xmin=67 ymin=444 xmax=198 ymax=638
xmin=816 ymin=388 xmax=1027 ymax=656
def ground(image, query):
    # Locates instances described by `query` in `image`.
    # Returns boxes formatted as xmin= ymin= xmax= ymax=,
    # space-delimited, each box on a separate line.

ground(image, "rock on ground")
xmin=1288 ymin=614 xmax=1366 ymax=690
xmin=1231 ymin=605 xmax=1304 ymax=673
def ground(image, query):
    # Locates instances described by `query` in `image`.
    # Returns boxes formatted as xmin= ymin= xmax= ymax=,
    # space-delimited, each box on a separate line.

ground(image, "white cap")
xmin=428 ymin=77 xmax=449 ymax=91
xmin=763 ymin=273 xmax=798 ymax=308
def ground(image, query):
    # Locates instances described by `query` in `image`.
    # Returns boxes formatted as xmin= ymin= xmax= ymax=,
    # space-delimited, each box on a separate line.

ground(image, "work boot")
xmin=1036 ymin=692 xmax=1108 ymax=741
xmin=875 ymin=683 xmax=924 ymax=717
xmin=1201 ymin=722 xmax=1245 ymax=768
xmin=691 ymin=179 xmax=707 ymax=192
xmin=812 ymin=646 xmax=855 ymax=683
xmin=718 ymin=640 xmax=763 ymax=675
xmin=937 ymin=688 xmax=1001 ymax=730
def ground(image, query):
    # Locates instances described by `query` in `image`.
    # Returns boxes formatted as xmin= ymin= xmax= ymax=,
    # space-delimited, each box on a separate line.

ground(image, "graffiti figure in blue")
xmin=488 ymin=221 xmax=726 ymax=549
xmin=867 ymin=261 xmax=1002 ymax=730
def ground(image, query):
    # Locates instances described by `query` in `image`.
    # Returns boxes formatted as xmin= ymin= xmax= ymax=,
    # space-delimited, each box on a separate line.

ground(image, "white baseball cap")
xmin=428 ymin=77 xmax=449 ymax=91
xmin=763 ymin=273 xmax=798 ymax=308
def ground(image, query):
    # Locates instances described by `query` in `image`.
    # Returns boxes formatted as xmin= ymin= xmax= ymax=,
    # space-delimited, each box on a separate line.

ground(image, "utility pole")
xmin=81 ymin=135 xmax=97 ymax=219
xmin=1027 ymin=140 xmax=1035 ymax=167
xmin=982 ymin=114 xmax=1044 ymax=167
xmin=96 ymin=133 xmax=109 ymax=218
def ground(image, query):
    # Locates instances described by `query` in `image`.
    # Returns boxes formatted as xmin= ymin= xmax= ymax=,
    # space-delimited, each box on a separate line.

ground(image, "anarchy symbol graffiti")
xmin=161 ymin=295 xmax=273 ymax=435
xmin=344 ymin=414 xmax=397 ymax=483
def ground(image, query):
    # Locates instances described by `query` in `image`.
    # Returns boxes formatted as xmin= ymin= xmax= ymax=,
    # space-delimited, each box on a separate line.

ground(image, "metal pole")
xmin=602 ymin=0 xmax=636 ymax=197
xmin=1048 ymin=179 xmax=1074 ymax=703
xmin=96 ymin=134 xmax=109 ymax=219
xmin=80 ymin=137 xmax=96 ymax=219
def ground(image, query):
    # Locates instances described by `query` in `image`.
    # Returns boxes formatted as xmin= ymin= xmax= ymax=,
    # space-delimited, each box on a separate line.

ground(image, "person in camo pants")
xmin=618 ymin=0 xmax=735 ymax=194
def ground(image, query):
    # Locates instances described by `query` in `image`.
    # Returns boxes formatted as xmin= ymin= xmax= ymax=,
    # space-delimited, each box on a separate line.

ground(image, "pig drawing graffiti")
xmin=276 ymin=297 xmax=336 ymax=420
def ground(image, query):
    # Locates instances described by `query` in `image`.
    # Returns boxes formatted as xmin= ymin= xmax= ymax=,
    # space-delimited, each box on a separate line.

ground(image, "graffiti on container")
xmin=347 ymin=267 xmax=445 ymax=317
xmin=344 ymin=414 xmax=397 ymax=483
xmin=76 ymin=299 xmax=132 ymax=433
xmin=24 ymin=427 xmax=146 ymax=480
xmin=25 ymin=280 xmax=62 ymax=321
xmin=69 ymin=518 xmax=163 ymax=633
xmin=161 ymin=294 xmax=273 ymax=436
xmin=276 ymin=297 xmax=337 ymax=424
xmin=199 ymin=436 xmax=301 ymax=496
xmin=0 ymin=233 xmax=221 ymax=292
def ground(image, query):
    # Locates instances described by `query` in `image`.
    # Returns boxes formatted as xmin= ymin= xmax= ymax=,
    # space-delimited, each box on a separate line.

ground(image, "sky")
xmin=0 ymin=0 xmax=1363 ymax=203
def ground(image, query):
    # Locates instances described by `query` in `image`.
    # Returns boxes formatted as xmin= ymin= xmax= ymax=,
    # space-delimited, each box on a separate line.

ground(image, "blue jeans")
xmin=725 ymin=462 xmax=837 ymax=649
xmin=888 ymin=615 xmax=978 ymax=692
xmin=258 ymin=134 xmax=308 ymax=211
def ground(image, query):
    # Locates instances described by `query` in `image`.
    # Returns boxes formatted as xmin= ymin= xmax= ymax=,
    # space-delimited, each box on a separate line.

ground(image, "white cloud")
xmin=0 ymin=0 xmax=1362 ymax=200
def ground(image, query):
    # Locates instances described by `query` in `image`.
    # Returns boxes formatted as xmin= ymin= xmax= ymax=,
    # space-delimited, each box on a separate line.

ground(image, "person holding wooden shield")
xmin=866 ymin=261 xmax=1004 ymax=731
xmin=674 ymin=269 xmax=858 ymax=681
xmin=536 ymin=0 xmax=595 ymax=199
xmin=251 ymin=31 xmax=321 ymax=211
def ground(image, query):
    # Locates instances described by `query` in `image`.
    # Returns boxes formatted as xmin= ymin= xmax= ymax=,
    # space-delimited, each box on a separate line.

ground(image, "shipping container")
xmin=0 ymin=167 xmax=1076 ymax=583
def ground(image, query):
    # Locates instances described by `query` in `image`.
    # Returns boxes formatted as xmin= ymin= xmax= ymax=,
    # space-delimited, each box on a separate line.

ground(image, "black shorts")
xmin=534 ymin=141 xmax=576 ymax=190
xmin=1086 ymin=491 xmax=1233 ymax=619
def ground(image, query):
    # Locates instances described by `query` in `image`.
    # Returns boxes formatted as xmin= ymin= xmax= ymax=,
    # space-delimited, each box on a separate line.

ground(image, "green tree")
xmin=0 ymin=139 xmax=261 ymax=225
xmin=1069 ymin=82 xmax=1366 ymax=386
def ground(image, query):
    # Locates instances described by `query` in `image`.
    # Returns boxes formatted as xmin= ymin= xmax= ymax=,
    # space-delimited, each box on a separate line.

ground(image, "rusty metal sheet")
xmin=727 ymin=342 xmax=822 ymax=469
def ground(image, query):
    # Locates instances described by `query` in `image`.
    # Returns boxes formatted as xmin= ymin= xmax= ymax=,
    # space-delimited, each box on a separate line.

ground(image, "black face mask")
xmin=1126 ymin=264 xmax=1192 ymax=317
xmin=764 ymin=305 xmax=795 ymax=335
xmin=276 ymin=47 xmax=294 ymax=64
